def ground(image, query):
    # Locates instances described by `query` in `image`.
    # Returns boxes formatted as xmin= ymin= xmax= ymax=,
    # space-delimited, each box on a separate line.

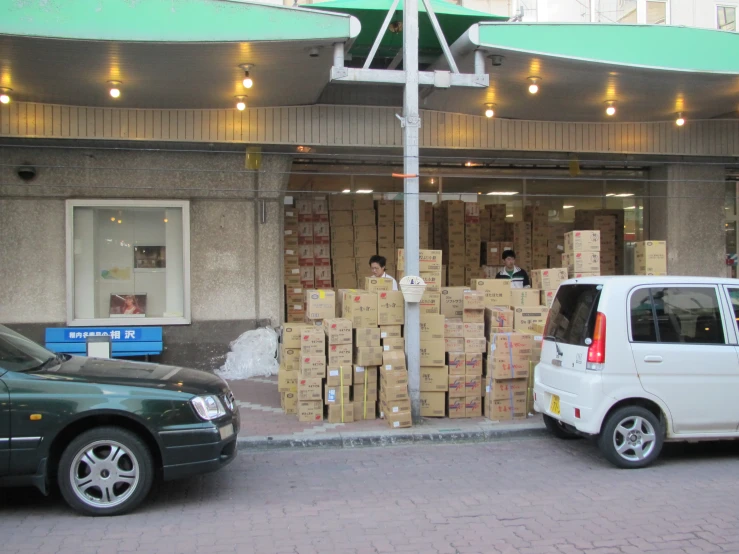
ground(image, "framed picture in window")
xmin=109 ymin=294 xmax=147 ymax=317
xmin=134 ymin=246 xmax=166 ymax=269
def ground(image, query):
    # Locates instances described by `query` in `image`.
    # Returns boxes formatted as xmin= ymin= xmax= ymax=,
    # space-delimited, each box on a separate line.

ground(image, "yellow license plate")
xmin=549 ymin=395 xmax=561 ymax=416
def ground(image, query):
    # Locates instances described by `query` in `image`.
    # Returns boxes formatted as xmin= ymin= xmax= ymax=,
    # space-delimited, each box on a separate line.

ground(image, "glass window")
xmin=646 ymin=1 xmax=667 ymax=24
xmin=728 ymin=289 xmax=739 ymax=331
xmin=0 ymin=324 xmax=54 ymax=372
xmin=66 ymin=200 xmax=190 ymax=325
xmin=545 ymin=284 xmax=602 ymax=346
xmin=718 ymin=6 xmax=737 ymax=31
xmin=631 ymin=287 xmax=725 ymax=344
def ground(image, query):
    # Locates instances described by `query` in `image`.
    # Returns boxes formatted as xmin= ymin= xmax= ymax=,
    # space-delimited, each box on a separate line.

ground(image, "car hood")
xmin=35 ymin=355 xmax=228 ymax=396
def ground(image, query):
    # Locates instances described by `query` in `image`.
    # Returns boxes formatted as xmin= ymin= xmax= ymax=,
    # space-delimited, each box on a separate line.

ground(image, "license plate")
xmin=549 ymin=395 xmax=561 ymax=416
xmin=219 ymin=423 xmax=234 ymax=440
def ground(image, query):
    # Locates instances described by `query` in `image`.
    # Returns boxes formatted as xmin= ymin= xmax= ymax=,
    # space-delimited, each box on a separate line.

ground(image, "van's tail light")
xmin=586 ymin=312 xmax=606 ymax=370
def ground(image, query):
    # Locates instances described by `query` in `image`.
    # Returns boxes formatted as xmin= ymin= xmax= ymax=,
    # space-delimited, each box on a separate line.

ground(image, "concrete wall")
xmin=0 ymin=144 xmax=290 ymax=369
xmin=649 ymin=164 xmax=727 ymax=277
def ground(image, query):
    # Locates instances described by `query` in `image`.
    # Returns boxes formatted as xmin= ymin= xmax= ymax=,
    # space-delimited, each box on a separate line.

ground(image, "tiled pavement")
xmin=4 ymin=437 xmax=739 ymax=553
xmin=228 ymin=376 xmax=545 ymax=446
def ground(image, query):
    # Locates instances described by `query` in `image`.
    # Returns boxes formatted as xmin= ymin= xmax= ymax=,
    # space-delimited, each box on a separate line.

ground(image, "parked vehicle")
xmin=534 ymin=276 xmax=739 ymax=468
xmin=0 ymin=324 xmax=239 ymax=515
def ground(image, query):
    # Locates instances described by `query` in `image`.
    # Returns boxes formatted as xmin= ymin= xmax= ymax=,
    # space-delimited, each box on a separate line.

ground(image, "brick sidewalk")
xmin=228 ymin=376 xmax=544 ymax=443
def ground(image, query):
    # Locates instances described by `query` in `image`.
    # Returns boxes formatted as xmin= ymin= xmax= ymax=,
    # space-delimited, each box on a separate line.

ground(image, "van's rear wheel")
xmin=598 ymin=406 xmax=663 ymax=469
xmin=543 ymin=414 xmax=580 ymax=440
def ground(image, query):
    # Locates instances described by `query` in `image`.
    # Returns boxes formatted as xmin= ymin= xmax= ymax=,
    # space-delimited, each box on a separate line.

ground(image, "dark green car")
xmin=0 ymin=324 xmax=239 ymax=516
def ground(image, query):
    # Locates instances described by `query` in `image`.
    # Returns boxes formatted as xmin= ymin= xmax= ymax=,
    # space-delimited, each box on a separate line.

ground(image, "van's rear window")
xmin=545 ymin=284 xmax=602 ymax=347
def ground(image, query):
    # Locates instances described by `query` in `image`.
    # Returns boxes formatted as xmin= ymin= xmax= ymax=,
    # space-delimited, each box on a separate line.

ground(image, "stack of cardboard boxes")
xmin=486 ymin=330 xmax=533 ymax=421
xmin=562 ymin=230 xmax=601 ymax=278
xmin=325 ymin=318 xmax=357 ymax=423
xmin=420 ymin=313 xmax=447 ymax=417
xmin=297 ymin=323 xmax=327 ymax=422
xmin=526 ymin=206 xmax=549 ymax=270
xmin=297 ymin=196 xmax=332 ymax=294
xmin=328 ymin=195 xmax=356 ymax=289
xmin=376 ymin=201 xmax=396 ymax=275
xmin=440 ymin=201 xmax=466 ymax=286
xmin=531 ymin=268 xmax=569 ymax=308
xmin=464 ymin=204 xmax=483 ymax=285
xmin=511 ymin=222 xmax=533 ymax=271
xmin=461 ymin=290 xmax=485 ymax=418
xmin=284 ymin=206 xmax=303 ymax=323
xmin=634 ymin=241 xmax=667 ymax=275
xmin=278 ymin=323 xmax=303 ymax=414
xmin=575 ymin=210 xmax=626 ymax=276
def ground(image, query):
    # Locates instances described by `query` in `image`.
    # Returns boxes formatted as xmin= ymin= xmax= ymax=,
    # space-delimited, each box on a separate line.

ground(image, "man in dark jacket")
xmin=494 ymin=249 xmax=531 ymax=289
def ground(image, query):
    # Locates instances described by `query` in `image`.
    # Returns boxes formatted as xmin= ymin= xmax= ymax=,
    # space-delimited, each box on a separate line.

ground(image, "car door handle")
xmin=644 ymin=356 xmax=663 ymax=363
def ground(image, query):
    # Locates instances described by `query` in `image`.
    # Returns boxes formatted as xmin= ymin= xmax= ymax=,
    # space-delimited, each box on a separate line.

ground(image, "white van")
xmin=534 ymin=276 xmax=739 ymax=468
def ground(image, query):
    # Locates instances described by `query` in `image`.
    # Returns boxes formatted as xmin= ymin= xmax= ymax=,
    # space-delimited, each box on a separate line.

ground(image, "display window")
xmin=65 ymin=200 xmax=191 ymax=326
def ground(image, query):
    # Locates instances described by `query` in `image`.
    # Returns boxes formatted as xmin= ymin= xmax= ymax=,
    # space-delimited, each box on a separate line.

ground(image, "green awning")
xmin=473 ymin=23 xmax=739 ymax=74
xmin=308 ymin=0 xmax=506 ymax=58
xmin=0 ymin=0 xmax=360 ymax=42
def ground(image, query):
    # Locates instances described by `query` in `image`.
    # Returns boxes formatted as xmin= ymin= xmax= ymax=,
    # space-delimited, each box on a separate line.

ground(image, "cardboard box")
xmin=489 ymin=332 xmax=535 ymax=358
xmin=565 ymin=230 xmax=601 ymax=252
xmin=354 ymin=226 xmax=377 ymax=243
xmin=465 ymin=396 xmax=483 ymax=418
xmin=354 ymin=347 xmax=383 ymax=366
xmin=447 ymin=396 xmax=466 ymax=418
xmin=440 ymin=287 xmax=465 ymax=318
xmin=381 ymin=369 xmax=409 ymax=390
xmin=355 ymin=327 xmax=381 ymax=347
xmin=381 ymin=396 xmax=412 ymax=416
xmin=465 ymin=353 xmax=484 ymax=375
xmin=278 ymin=369 xmax=298 ymax=393
xmin=299 ymin=357 xmax=326 ymax=379
xmin=448 ymin=375 xmax=466 ymax=397
xmin=281 ymin=347 xmax=301 ymax=371
xmin=420 ymin=392 xmax=446 ymax=417
xmin=297 ymin=377 xmax=323 ymax=401
xmin=354 ymin=242 xmax=377 ymax=258
xmin=445 ymin=337 xmax=466 ymax=352
xmin=324 ymin=385 xmax=351 ymax=405
xmin=464 ymin=375 xmax=483 ymax=396
xmin=562 ymin=251 xmax=601 ymax=273
xmin=510 ymin=288 xmax=542 ymax=308
xmin=487 ymin=396 xmax=527 ymax=421
xmin=333 ymin=274 xmax=358 ymax=289
xmin=447 ymin=352 xmax=465 ymax=375
xmin=353 ymin=400 xmax=377 ymax=421
xmin=282 ymin=324 xmax=309 ymax=349
xmin=327 ymin=403 xmax=354 ymax=423
xmin=420 ymin=341 xmax=445 ymax=366
xmin=353 ymin=196 xmax=375 ymax=211
xmin=323 ymin=318 xmax=352 ymax=345
xmin=342 ymin=290 xmax=378 ymax=328
xmin=463 ymin=323 xmax=485 ymax=338
xmin=377 ymin=291 xmax=405 ymax=325
xmin=473 ymin=279 xmax=511 ymax=307
xmin=420 ymin=366 xmax=449 ymax=392
xmin=365 ymin=277 xmax=394 ymax=292
xmin=353 ymin=381 xmax=378 ymax=401
xmin=485 ymin=307 xmax=514 ymax=334
xmin=465 ymin=337 xmax=487 ymax=353
xmin=487 ymin=357 xmax=530 ymax=380
xmin=420 ymin=314 xmax=445 ymax=341
xmin=298 ymin=400 xmax=323 ymax=422
xmin=353 ymin=210 xmax=376 ymax=227
xmin=300 ymin=327 xmax=325 ymax=353
xmin=382 ymin=337 xmax=405 ymax=352
xmin=397 ymin=249 xmax=443 ymax=272
xmin=530 ymin=268 xmax=569 ymax=291
xmin=380 ymin=325 xmax=402 ymax=339
xmin=305 ymin=289 xmax=335 ymax=320
xmin=463 ymin=309 xmax=485 ymax=324
xmin=541 ymin=290 xmax=556 ymax=308
xmin=380 ymin=383 xmax=410 ymax=403
xmin=463 ymin=289 xmax=485 ymax=310
xmin=329 ymin=210 xmax=353 ymax=227
xmin=386 ymin=411 xmax=412 ymax=429
xmin=444 ymin=318 xmax=465 ymax=338
xmin=281 ymin=391 xmax=297 ymax=414
xmin=514 ymin=306 xmax=549 ymax=333
xmin=420 ymin=291 xmax=441 ymax=315
xmin=326 ymin=359 xmax=353 ymax=385
xmin=635 ymin=241 xmax=667 ymax=275
xmin=487 ymin=378 xmax=528 ymax=401
xmin=382 ymin=350 xmax=407 ymax=372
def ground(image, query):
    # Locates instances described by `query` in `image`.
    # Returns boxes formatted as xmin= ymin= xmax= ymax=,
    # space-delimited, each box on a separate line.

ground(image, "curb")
xmin=237 ymin=421 xmax=547 ymax=450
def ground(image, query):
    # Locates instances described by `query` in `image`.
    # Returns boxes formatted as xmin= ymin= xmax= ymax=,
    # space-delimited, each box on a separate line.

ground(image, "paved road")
xmin=2 ymin=436 xmax=739 ymax=554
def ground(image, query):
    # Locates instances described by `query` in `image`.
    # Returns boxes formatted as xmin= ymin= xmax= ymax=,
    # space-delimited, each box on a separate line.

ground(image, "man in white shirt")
xmin=369 ymin=255 xmax=398 ymax=291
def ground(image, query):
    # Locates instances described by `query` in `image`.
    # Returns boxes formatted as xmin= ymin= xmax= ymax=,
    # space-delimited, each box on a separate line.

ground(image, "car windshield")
xmin=0 ymin=324 xmax=57 ymax=372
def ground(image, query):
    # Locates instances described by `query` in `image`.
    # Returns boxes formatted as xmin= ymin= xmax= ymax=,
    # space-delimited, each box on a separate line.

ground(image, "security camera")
xmin=489 ymin=55 xmax=505 ymax=67
xmin=16 ymin=164 xmax=36 ymax=182
xmin=309 ymin=47 xmax=320 ymax=58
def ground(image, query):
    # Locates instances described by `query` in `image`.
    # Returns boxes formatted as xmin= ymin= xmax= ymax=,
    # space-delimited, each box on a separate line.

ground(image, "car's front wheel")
xmin=58 ymin=426 xmax=154 ymax=516
xmin=598 ymin=406 xmax=664 ymax=469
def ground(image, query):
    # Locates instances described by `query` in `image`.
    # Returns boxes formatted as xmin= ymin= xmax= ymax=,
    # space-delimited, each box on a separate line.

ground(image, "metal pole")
xmin=403 ymin=0 xmax=421 ymax=423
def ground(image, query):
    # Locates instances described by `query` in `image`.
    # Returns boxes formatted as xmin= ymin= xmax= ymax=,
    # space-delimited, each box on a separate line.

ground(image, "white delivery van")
xmin=534 ymin=276 xmax=739 ymax=468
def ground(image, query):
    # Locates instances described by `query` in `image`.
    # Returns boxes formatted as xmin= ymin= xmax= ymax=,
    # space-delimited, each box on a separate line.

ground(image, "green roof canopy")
xmin=0 ymin=0 xmax=360 ymax=42
xmin=308 ymin=0 xmax=505 ymax=59
xmin=473 ymin=23 xmax=739 ymax=74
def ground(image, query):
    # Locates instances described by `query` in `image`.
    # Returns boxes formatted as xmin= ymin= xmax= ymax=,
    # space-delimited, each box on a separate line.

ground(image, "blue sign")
xmin=45 ymin=327 xmax=162 ymax=343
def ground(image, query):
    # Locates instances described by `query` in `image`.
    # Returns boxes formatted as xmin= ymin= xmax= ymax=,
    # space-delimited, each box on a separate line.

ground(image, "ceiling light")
xmin=615 ymin=193 xmax=634 ymax=197
xmin=484 ymin=103 xmax=495 ymax=118
xmin=107 ymin=81 xmax=122 ymax=99
xmin=676 ymin=112 xmax=685 ymax=126
xmin=0 ymin=88 xmax=12 ymax=104
xmin=486 ymin=191 xmax=519 ymax=196
xmin=505 ymin=214 xmax=514 ymax=218
xmin=239 ymin=64 xmax=254 ymax=89
xmin=356 ymin=189 xmax=373 ymax=194
xmin=235 ymin=96 xmax=247 ymax=111
xmin=605 ymin=101 xmax=616 ymax=116
xmin=563 ymin=205 xmax=575 ymax=209
xmin=297 ymin=145 xmax=312 ymax=153
xmin=527 ymin=77 xmax=541 ymax=95
xmin=605 ymin=193 xmax=616 ymax=197
xmin=342 ymin=189 xmax=351 ymax=193
xmin=624 ymin=206 xmax=636 ymax=210
xmin=430 ymin=178 xmax=435 ymax=185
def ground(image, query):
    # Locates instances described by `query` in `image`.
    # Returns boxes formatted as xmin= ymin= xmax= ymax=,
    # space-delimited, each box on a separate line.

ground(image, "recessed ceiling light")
xmin=624 ymin=206 xmax=636 ymax=210
xmin=342 ymin=189 xmax=351 ymax=193
xmin=486 ymin=191 xmax=519 ymax=196
xmin=527 ymin=77 xmax=541 ymax=95
xmin=563 ymin=205 xmax=574 ymax=209
xmin=615 ymin=193 xmax=634 ymax=197
xmin=505 ymin=214 xmax=514 ymax=218
xmin=356 ymin=189 xmax=373 ymax=194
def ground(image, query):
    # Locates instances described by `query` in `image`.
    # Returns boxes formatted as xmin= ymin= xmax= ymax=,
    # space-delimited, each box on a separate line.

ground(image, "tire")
xmin=57 ymin=426 xmax=154 ymax=516
xmin=543 ymin=414 xmax=581 ymax=440
xmin=598 ymin=406 xmax=664 ymax=469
